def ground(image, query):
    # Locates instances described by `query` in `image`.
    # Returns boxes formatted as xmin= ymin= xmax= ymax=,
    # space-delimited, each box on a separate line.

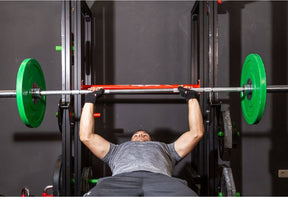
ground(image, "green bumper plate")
xmin=16 ymin=58 xmax=46 ymax=128
xmin=240 ymin=54 xmax=267 ymax=125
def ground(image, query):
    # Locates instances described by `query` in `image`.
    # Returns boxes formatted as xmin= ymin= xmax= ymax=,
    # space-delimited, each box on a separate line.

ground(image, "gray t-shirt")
xmin=102 ymin=141 xmax=182 ymax=177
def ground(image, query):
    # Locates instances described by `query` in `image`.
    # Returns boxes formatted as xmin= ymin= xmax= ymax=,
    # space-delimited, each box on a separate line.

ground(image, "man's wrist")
xmin=178 ymin=86 xmax=199 ymax=101
xmin=84 ymin=89 xmax=104 ymax=104
xmin=187 ymin=98 xmax=197 ymax=103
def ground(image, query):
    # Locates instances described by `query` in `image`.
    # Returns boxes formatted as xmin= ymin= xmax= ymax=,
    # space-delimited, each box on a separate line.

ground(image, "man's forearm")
xmin=79 ymin=103 xmax=95 ymax=142
xmin=79 ymin=89 xmax=110 ymax=159
xmin=174 ymin=98 xmax=204 ymax=158
xmin=188 ymin=98 xmax=204 ymax=138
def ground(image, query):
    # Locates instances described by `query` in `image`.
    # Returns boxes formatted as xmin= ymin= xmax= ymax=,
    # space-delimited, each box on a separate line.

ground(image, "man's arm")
xmin=79 ymin=89 xmax=110 ymax=159
xmin=175 ymin=88 xmax=204 ymax=158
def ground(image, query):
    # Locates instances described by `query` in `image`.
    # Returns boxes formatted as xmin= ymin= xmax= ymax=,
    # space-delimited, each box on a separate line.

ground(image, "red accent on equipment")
xmin=42 ymin=192 xmax=53 ymax=197
xmin=81 ymin=108 xmax=101 ymax=118
xmin=94 ymin=113 xmax=101 ymax=118
xmin=81 ymin=84 xmax=201 ymax=90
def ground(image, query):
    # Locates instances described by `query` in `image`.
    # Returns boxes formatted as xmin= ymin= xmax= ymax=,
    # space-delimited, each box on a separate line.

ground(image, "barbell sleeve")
xmin=266 ymin=85 xmax=288 ymax=93
xmin=0 ymin=90 xmax=16 ymax=98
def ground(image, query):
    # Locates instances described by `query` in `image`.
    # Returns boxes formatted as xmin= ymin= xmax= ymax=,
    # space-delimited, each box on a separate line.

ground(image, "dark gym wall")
xmin=92 ymin=1 xmax=195 ymax=137
xmin=218 ymin=1 xmax=288 ymax=195
xmin=0 ymin=1 xmax=287 ymax=196
xmin=89 ymin=0 xmax=196 ymax=183
xmin=90 ymin=0 xmax=288 ymax=196
xmin=0 ymin=1 xmax=61 ymax=195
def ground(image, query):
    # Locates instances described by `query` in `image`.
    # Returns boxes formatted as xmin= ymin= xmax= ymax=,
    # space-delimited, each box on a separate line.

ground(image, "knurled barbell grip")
xmin=39 ymin=87 xmax=247 ymax=95
xmin=37 ymin=89 xmax=179 ymax=95
xmin=1 ymin=85 xmax=288 ymax=98
xmin=42 ymin=87 xmax=252 ymax=94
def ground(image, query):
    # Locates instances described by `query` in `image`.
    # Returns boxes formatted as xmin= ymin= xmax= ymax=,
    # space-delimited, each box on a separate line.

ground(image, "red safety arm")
xmin=81 ymin=83 xmax=200 ymax=90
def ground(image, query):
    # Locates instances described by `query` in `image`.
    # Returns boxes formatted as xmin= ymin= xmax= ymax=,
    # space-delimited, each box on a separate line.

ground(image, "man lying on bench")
xmin=80 ymin=87 xmax=204 ymax=196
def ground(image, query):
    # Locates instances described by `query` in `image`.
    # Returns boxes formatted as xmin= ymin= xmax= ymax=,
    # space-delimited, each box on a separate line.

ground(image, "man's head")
xmin=130 ymin=130 xmax=152 ymax=142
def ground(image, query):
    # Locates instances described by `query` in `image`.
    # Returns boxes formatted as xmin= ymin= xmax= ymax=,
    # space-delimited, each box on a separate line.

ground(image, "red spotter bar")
xmin=94 ymin=113 xmax=101 ymax=118
xmin=81 ymin=84 xmax=200 ymax=90
xmin=81 ymin=108 xmax=101 ymax=118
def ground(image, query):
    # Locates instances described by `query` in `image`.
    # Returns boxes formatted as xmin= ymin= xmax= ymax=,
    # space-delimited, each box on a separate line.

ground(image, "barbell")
xmin=0 ymin=53 xmax=287 ymax=127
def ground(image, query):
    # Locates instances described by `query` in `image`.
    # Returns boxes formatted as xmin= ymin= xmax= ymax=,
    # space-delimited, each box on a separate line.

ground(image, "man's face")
xmin=131 ymin=131 xmax=152 ymax=142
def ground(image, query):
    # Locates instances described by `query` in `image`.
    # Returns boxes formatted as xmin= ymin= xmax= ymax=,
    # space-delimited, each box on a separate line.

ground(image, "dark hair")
xmin=133 ymin=130 xmax=154 ymax=141
xmin=135 ymin=129 xmax=149 ymax=133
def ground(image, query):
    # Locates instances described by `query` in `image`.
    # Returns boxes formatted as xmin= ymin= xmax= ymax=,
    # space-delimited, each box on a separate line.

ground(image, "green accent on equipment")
xmin=240 ymin=54 xmax=267 ymax=125
xmin=88 ymin=179 xmax=98 ymax=184
xmin=16 ymin=58 xmax=46 ymax=128
xmin=55 ymin=46 xmax=75 ymax=51
xmin=218 ymin=131 xmax=224 ymax=137
xmin=71 ymin=178 xmax=98 ymax=184
xmin=55 ymin=46 xmax=62 ymax=51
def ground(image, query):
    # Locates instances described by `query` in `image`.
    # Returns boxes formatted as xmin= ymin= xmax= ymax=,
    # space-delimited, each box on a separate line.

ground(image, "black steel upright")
xmin=59 ymin=0 xmax=92 ymax=195
xmin=73 ymin=0 xmax=92 ymax=195
xmin=73 ymin=1 xmax=82 ymax=195
xmin=191 ymin=1 xmax=220 ymax=195
xmin=61 ymin=0 xmax=72 ymax=195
